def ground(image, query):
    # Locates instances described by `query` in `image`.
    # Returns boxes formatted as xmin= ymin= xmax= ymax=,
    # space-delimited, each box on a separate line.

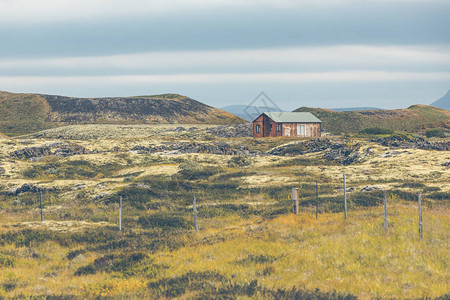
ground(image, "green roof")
xmin=259 ymin=112 xmax=322 ymax=123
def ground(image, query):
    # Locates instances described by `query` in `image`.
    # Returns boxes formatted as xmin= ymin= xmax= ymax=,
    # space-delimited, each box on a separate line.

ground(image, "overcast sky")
xmin=0 ymin=0 xmax=449 ymax=110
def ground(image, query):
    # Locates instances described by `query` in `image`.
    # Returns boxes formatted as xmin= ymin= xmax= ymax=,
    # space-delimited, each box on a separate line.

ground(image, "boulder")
xmin=361 ymin=185 xmax=381 ymax=192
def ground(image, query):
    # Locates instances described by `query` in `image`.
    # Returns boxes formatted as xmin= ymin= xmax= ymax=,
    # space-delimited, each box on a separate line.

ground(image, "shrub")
xmin=359 ymin=127 xmax=393 ymax=135
xmin=228 ymin=156 xmax=251 ymax=168
xmin=138 ymin=212 xmax=192 ymax=229
xmin=0 ymin=253 xmax=15 ymax=267
xmin=178 ymin=161 xmax=221 ymax=180
xmin=147 ymin=271 xmax=224 ymax=298
xmin=75 ymin=252 xmax=154 ymax=277
xmin=426 ymin=128 xmax=445 ymax=138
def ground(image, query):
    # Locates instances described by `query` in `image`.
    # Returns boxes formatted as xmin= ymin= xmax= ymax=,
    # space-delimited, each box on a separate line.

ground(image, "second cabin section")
xmin=253 ymin=112 xmax=322 ymax=138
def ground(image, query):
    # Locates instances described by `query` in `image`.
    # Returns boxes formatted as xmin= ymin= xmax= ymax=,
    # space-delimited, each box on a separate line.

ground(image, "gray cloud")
xmin=1 ymin=1 xmax=449 ymax=58
xmin=0 ymin=0 xmax=448 ymax=109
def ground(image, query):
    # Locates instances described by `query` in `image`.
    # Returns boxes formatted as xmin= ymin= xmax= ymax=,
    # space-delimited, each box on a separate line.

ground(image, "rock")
xmin=133 ymin=183 xmax=151 ymax=189
xmin=10 ymin=146 xmax=51 ymax=159
xmin=131 ymin=141 xmax=261 ymax=156
xmin=97 ymin=183 xmax=107 ymax=189
xmin=52 ymin=143 xmax=88 ymax=157
xmin=379 ymin=151 xmax=400 ymax=158
xmin=7 ymin=187 xmax=19 ymax=196
xmin=72 ymin=253 xmax=85 ymax=263
xmin=372 ymin=135 xmax=449 ymax=151
xmin=94 ymin=193 xmax=107 ymax=200
xmin=269 ymin=139 xmax=335 ymax=156
xmin=172 ymin=127 xmax=186 ymax=132
xmin=442 ymin=161 xmax=450 ymax=167
xmin=0 ymin=167 xmax=5 ymax=175
xmin=10 ymin=142 xmax=89 ymax=159
xmin=7 ymin=183 xmax=36 ymax=196
xmin=379 ymin=150 xmax=412 ymax=158
xmin=361 ymin=185 xmax=381 ymax=192
xmin=71 ymin=184 xmax=87 ymax=191
xmin=205 ymin=123 xmax=253 ymax=138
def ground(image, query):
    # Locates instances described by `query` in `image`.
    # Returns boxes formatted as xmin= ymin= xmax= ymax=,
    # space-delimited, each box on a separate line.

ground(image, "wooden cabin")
xmin=253 ymin=112 xmax=322 ymax=138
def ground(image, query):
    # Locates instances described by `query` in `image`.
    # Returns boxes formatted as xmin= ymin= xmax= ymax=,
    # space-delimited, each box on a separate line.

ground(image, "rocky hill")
xmin=0 ymin=91 xmax=244 ymax=136
xmin=295 ymin=105 xmax=450 ymax=134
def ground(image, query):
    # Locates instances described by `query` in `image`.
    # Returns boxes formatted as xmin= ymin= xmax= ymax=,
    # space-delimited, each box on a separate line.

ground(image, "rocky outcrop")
xmin=6 ymin=183 xmax=57 ymax=196
xmin=372 ymin=136 xmax=449 ymax=151
xmin=10 ymin=146 xmax=52 ymax=159
xmin=10 ymin=143 xmax=90 ymax=159
xmin=269 ymin=139 xmax=373 ymax=165
xmin=131 ymin=141 xmax=262 ymax=156
xmin=269 ymin=139 xmax=335 ymax=156
xmin=205 ymin=123 xmax=253 ymax=138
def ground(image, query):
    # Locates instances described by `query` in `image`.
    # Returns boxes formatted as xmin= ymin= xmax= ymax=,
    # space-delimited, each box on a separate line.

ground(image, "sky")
xmin=0 ymin=0 xmax=449 ymax=110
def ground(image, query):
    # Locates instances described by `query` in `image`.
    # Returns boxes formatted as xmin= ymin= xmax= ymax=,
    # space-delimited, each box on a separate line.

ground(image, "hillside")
xmin=431 ymin=90 xmax=450 ymax=110
xmin=330 ymin=107 xmax=382 ymax=112
xmin=0 ymin=91 xmax=244 ymax=137
xmin=294 ymin=105 xmax=450 ymax=134
xmin=221 ymin=105 xmax=284 ymax=121
xmin=0 ymin=92 xmax=54 ymax=136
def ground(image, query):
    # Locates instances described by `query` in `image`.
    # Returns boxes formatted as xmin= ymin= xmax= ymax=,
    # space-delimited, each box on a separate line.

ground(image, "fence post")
xmin=292 ymin=188 xmax=299 ymax=214
xmin=384 ymin=190 xmax=388 ymax=230
xmin=418 ymin=193 xmax=422 ymax=240
xmin=119 ymin=196 xmax=122 ymax=232
xmin=315 ymin=182 xmax=319 ymax=219
xmin=343 ymin=173 xmax=347 ymax=221
xmin=193 ymin=196 xmax=198 ymax=233
xmin=39 ymin=189 xmax=43 ymax=222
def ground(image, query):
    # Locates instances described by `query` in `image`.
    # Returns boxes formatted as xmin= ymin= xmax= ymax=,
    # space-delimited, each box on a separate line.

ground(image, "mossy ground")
xmin=0 ymin=125 xmax=448 ymax=298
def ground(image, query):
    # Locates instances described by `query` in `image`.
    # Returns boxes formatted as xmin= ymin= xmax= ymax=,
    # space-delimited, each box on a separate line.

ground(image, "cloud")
xmin=0 ymin=0 xmax=446 ymax=24
xmin=1 ymin=71 xmax=448 ymax=88
xmin=1 ymin=45 xmax=449 ymax=75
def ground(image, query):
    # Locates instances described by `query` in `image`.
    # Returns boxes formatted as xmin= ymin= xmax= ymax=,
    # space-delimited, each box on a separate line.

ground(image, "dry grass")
xmin=0 ymin=125 xmax=448 ymax=298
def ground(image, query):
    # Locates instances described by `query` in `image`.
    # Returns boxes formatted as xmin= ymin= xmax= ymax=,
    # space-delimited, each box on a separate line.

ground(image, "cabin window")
xmin=256 ymin=125 xmax=261 ymax=133
xmin=276 ymin=124 xmax=281 ymax=132
xmin=269 ymin=124 xmax=273 ymax=132
xmin=297 ymin=124 xmax=306 ymax=136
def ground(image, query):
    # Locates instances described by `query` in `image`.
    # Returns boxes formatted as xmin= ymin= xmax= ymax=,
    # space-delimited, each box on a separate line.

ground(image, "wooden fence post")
xmin=193 ymin=196 xmax=198 ymax=233
xmin=384 ymin=190 xmax=388 ymax=230
xmin=315 ymin=182 xmax=319 ymax=220
xmin=119 ymin=196 xmax=122 ymax=232
xmin=292 ymin=188 xmax=299 ymax=214
xmin=343 ymin=173 xmax=347 ymax=221
xmin=418 ymin=193 xmax=422 ymax=240
xmin=39 ymin=190 xmax=43 ymax=222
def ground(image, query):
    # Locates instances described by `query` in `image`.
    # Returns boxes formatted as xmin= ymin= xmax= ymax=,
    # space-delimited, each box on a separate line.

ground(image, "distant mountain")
xmin=431 ymin=90 xmax=450 ymax=110
xmin=294 ymin=105 xmax=450 ymax=134
xmin=221 ymin=105 xmax=284 ymax=121
xmin=330 ymin=107 xmax=382 ymax=112
xmin=0 ymin=91 xmax=245 ymax=137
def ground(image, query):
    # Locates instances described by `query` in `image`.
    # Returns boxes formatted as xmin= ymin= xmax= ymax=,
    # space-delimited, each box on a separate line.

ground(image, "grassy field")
xmin=0 ymin=125 xmax=448 ymax=299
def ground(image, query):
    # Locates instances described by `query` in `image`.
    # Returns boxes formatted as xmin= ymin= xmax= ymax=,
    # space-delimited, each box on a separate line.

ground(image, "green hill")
xmin=294 ymin=105 xmax=450 ymax=134
xmin=0 ymin=91 xmax=54 ymax=136
xmin=0 ymin=91 xmax=245 ymax=137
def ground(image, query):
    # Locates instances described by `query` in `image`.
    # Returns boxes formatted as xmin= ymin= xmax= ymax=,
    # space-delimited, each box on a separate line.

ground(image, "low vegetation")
xmin=426 ymin=128 xmax=446 ymax=138
xmin=295 ymin=105 xmax=450 ymax=134
xmin=0 ymin=124 xmax=448 ymax=298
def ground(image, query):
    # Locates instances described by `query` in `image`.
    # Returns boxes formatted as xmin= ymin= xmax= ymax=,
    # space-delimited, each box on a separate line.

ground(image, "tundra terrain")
xmin=0 ymin=124 xmax=448 ymax=299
